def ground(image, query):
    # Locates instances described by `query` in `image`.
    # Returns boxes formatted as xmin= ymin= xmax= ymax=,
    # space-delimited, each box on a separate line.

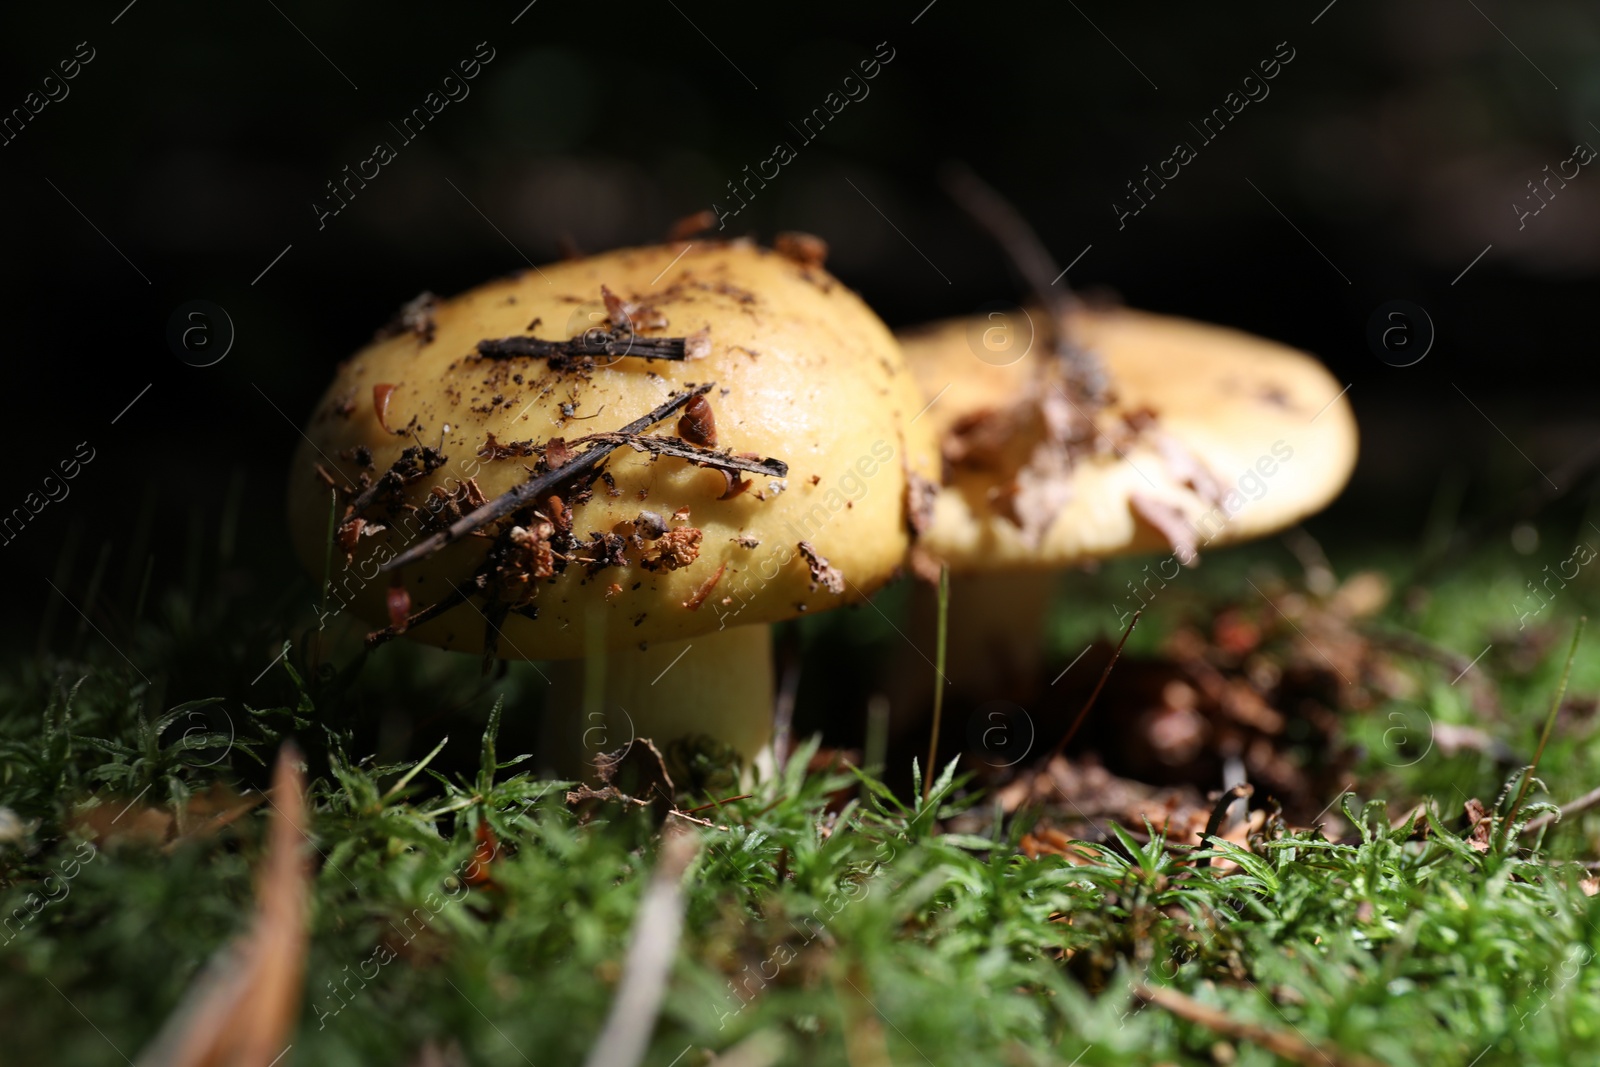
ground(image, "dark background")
xmin=2 ymin=0 xmax=1596 ymax=674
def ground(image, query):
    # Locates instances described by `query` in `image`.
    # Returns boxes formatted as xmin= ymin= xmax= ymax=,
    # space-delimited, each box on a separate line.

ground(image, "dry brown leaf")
xmin=136 ymin=743 xmax=310 ymax=1067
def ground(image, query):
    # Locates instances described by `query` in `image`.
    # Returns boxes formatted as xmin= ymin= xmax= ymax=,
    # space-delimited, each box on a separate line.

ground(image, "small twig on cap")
xmin=941 ymin=161 xmax=1078 ymax=323
xmin=382 ymin=384 xmax=715 ymax=573
xmin=940 ymin=161 xmax=1110 ymax=402
xmin=477 ymin=332 xmax=688 ymax=362
xmin=576 ymin=431 xmax=789 ymax=479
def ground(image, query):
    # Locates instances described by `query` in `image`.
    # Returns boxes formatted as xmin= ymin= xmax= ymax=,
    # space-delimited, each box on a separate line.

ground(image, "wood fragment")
xmin=476 ymin=333 xmax=689 ymax=363
xmin=1131 ymin=983 xmax=1386 ymax=1067
xmin=382 ymin=385 xmax=714 ymax=573
xmin=575 ymin=432 xmax=786 ymax=479
xmin=667 ymin=210 xmax=717 ymax=240
xmin=1524 ymin=782 xmax=1600 ymax=834
xmin=797 ymin=542 xmax=844 ymax=594
xmin=365 ymin=585 xmax=472 ymax=647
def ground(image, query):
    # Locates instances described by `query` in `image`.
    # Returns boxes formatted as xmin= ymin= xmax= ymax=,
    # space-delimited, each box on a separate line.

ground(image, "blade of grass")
xmin=320 ymin=486 xmax=338 ymax=618
xmin=381 ymin=734 xmax=450 ymax=802
xmin=1500 ymin=615 xmax=1585 ymax=850
xmin=923 ymin=563 xmax=950 ymax=806
xmin=1046 ymin=609 xmax=1141 ymax=764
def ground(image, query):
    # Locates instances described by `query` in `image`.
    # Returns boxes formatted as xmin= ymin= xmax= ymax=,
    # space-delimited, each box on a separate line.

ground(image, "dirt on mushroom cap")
xmin=287 ymin=239 xmax=939 ymax=659
xmin=899 ymin=306 xmax=1358 ymax=572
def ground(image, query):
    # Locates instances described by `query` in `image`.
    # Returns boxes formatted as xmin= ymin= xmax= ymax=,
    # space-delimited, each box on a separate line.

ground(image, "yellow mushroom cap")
xmin=287 ymin=240 xmax=939 ymax=658
xmin=899 ymin=307 xmax=1358 ymax=572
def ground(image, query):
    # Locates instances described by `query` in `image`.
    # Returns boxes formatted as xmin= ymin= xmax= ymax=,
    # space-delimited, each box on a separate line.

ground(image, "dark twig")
xmin=1045 ymin=610 xmax=1141 ymax=764
xmin=940 ymin=162 xmax=1076 ymax=321
xmin=575 ymin=433 xmax=788 ymax=478
xmin=940 ymin=161 xmax=1109 ymax=401
xmin=1131 ymin=983 xmax=1385 ymax=1067
xmin=382 ymin=385 xmax=714 ymax=573
xmin=1197 ymin=783 xmax=1254 ymax=867
xmin=364 ymin=585 xmax=472 ymax=647
xmin=477 ymin=333 xmax=688 ymax=362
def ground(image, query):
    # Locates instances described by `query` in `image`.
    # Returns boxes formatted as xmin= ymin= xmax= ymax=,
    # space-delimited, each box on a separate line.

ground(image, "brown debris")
xmin=374 ymin=291 xmax=438 ymax=344
xmin=677 ymin=393 xmax=717 ymax=447
xmin=1129 ymin=493 xmax=1199 ymax=566
xmin=667 ymin=210 xmax=717 ymax=241
xmin=716 ymin=471 xmax=752 ymax=500
xmin=386 ymin=580 xmax=412 ymax=632
xmin=998 ymin=444 xmax=1076 ymax=546
xmin=684 ymin=327 xmax=712 ymax=360
xmin=944 ymin=405 xmax=1024 ymax=470
xmin=1463 ymin=797 xmax=1494 ymax=852
xmin=543 ymin=437 xmax=573 ymax=469
xmin=642 ymin=527 xmax=703 ymax=572
xmin=373 ymin=383 xmax=397 ymax=434
xmin=797 ymin=541 xmax=845 ymax=594
xmin=774 ymin=231 xmax=829 ymax=268
xmin=1153 ymin=432 xmax=1225 ymax=506
xmin=543 ymin=494 xmax=572 ymax=534
xmin=509 ymin=523 xmax=558 ymax=580
xmin=600 ymin=284 xmax=668 ymax=332
xmin=580 ymin=531 xmax=630 ymax=574
xmin=568 ymin=738 xmax=677 ymax=822
xmin=908 ymin=544 xmax=944 ymax=585
xmin=905 ymin=472 xmax=938 ymax=538
xmin=341 ymin=445 xmax=449 ymax=526
xmin=478 ymin=432 xmax=537 ymax=461
xmin=683 ymin=563 xmax=727 ymax=610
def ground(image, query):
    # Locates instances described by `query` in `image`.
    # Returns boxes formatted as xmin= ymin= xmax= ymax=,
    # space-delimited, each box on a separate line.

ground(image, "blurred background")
xmin=2 ymin=0 xmax=1597 ymax=769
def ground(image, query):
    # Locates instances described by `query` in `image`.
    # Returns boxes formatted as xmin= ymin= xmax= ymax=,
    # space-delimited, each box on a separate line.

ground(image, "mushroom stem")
xmin=902 ymin=571 xmax=1059 ymax=707
xmin=543 ymin=626 xmax=775 ymax=779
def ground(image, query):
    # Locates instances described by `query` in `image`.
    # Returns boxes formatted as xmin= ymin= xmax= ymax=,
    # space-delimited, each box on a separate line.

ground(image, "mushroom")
xmin=286 ymin=238 xmax=939 ymax=777
xmin=897 ymin=304 xmax=1358 ymax=695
